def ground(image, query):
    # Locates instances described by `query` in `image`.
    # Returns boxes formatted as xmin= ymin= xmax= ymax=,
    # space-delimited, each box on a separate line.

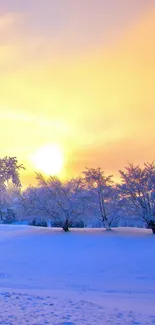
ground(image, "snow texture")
xmin=0 ymin=225 xmax=155 ymax=324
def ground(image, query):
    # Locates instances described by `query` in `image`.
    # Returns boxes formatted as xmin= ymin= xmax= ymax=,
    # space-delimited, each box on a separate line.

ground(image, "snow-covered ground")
xmin=0 ymin=225 xmax=155 ymax=324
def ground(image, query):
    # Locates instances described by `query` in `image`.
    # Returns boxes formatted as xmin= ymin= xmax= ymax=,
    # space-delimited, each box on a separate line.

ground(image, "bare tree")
xmin=22 ymin=173 xmax=87 ymax=231
xmin=119 ymin=162 xmax=155 ymax=233
xmin=0 ymin=156 xmax=24 ymax=188
xmin=82 ymin=168 xmax=121 ymax=230
xmin=0 ymin=156 xmax=25 ymax=222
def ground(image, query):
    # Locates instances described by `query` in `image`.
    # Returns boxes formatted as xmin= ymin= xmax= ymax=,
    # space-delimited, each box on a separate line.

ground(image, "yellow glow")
xmin=0 ymin=6 xmax=155 ymax=186
xmin=31 ymin=144 xmax=64 ymax=176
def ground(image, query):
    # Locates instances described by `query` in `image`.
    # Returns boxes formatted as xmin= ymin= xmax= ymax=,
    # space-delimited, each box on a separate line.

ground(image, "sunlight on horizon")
xmin=30 ymin=143 xmax=64 ymax=177
xmin=0 ymin=0 xmax=154 ymax=186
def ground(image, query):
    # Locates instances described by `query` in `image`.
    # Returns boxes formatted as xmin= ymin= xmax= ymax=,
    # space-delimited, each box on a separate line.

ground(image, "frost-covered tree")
xmin=82 ymin=168 xmax=121 ymax=230
xmin=21 ymin=174 xmax=88 ymax=231
xmin=0 ymin=156 xmax=24 ymax=222
xmin=0 ymin=156 xmax=24 ymax=187
xmin=119 ymin=162 xmax=155 ymax=233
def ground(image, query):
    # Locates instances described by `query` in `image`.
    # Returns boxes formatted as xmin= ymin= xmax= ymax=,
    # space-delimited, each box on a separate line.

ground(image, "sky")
xmin=0 ymin=0 xmax=155 ymax=185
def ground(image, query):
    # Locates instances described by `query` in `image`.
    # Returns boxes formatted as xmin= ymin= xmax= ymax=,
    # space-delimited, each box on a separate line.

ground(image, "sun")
xmin=31 ymin=144 xmax=64 ymax=176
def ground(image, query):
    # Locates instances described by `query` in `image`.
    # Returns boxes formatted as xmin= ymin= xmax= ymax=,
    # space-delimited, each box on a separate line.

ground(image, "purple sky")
xmin=0 ymin=0 xmax=154 ymax=52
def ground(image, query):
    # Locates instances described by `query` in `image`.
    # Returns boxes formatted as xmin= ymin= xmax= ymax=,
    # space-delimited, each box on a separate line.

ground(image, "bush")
xmin=3 ymin=218 xmax=14 ymax=224
xmin=70 ymin=220 xmax=85 ymax=228
xmin=29 ymin=219 xmax=48 ymax=227
xmin=1 ymin=208 xmax=16 ymax=224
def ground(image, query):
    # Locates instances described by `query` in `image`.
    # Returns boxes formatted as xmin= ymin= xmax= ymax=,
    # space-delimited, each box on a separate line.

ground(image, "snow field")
xmin=0 ymin=225 xmax=155 ymax=324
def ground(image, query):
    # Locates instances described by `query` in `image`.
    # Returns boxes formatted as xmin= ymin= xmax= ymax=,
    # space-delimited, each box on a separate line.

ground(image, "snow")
xmin=0 ymin=225 xmax=155 ymax=324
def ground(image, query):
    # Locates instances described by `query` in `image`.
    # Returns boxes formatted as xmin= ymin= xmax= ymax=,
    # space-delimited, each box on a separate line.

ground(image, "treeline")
xmin=0 ymin=157 xmax=155 ymax=233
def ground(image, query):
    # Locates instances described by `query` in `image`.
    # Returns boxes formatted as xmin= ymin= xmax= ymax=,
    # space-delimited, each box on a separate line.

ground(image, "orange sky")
xmin=0 ymin=1 xmax=155 ymax=186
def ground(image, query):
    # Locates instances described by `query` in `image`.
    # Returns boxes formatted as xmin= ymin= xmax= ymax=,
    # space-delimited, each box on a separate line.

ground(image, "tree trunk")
xmin=63 ymin=220 xmax=70 ymax=232
xmin=0 ymin=210 xmax=4 ymax=221
xmin=147 ymin=220 xmax=155 ymax=234
xmin=63 ymin=226 xmax=69 ymax=232
xmin=104 ymin=219 xmax=111 ymax=231
xmin=151 ymin=227 xmax=155 ymax=234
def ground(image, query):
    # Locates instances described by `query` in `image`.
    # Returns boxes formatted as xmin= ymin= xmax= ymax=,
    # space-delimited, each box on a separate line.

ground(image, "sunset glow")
xmin=0 ymin=0 xmax=155 ymax=185
xmin=31 ymin=144 xmax=64 ymax=176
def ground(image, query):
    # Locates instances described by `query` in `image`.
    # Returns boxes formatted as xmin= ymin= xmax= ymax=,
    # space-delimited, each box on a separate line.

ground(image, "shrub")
xmin=1 ymin=208 xmax=16 ymax=224
xmin=29 ymin=218 xmax=48 ymax=227
xmin=70 ymin=220 xmax=85 ymax=228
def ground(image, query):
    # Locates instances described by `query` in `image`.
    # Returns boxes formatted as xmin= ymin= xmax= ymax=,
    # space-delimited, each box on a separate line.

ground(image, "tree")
xmin=119 ymin=162 xmax=155 ymax=233
xmin=0 ymin=156 xmax=24 ymax=221
xmin=0 ymin=156 xmax=24 ymax=187
xmin=0 ymin=156 xmax=24 ymax=219
xmin=82 ymin=168 xmax=121 ymax=230
xmin=22 ymin=173 xmax=87 ymax=232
